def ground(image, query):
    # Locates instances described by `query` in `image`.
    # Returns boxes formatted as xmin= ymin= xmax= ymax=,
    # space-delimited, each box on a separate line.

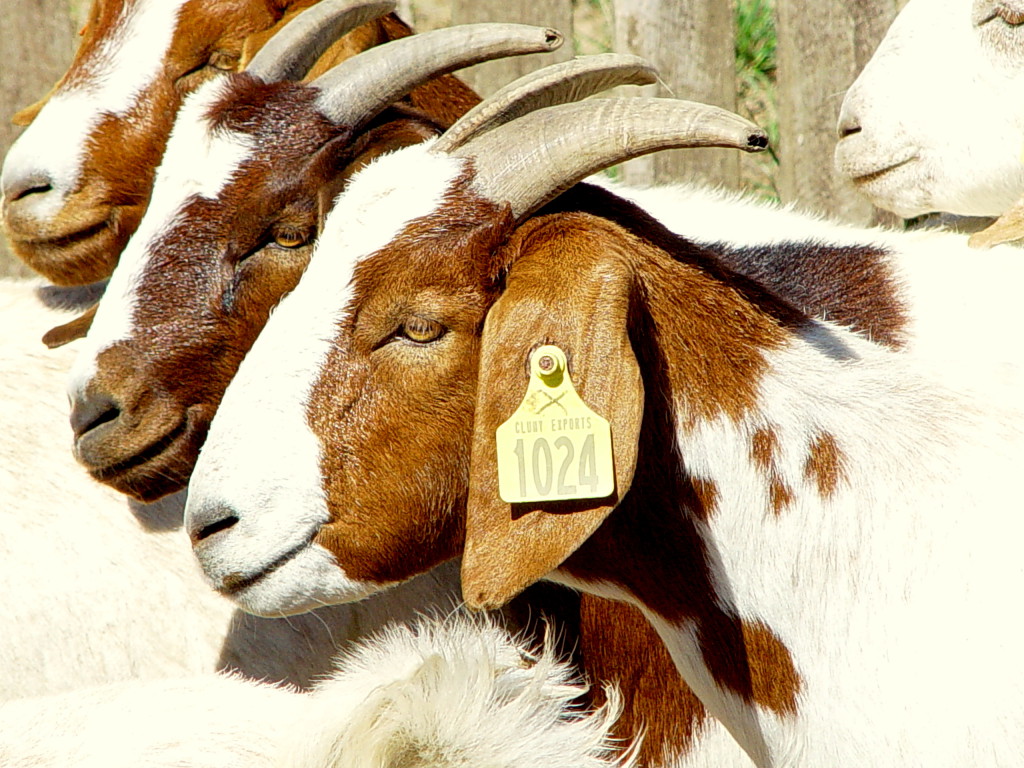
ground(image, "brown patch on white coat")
xmin=286 ymin=189 xmax=813 ymax=744
xmin=186 ymin=154 xmax=920 ymax=763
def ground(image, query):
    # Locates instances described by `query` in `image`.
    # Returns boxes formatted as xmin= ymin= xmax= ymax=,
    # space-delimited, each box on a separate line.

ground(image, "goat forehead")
xmin=65 ymin=0 xmax=185 ymax=96
xmin=74 ymin=78 xmax=255 ymax=367
xmin=197 ymin=145 xmax=465 ymax=495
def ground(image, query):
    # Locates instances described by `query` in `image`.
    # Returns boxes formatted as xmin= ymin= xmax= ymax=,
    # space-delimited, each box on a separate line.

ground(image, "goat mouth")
xmin=217 ymin=535 xmax=318 ymax=598
xmin=82 ymin=413 xmax=207 ymax=502
xmin=5 ymin=209 xmax=127 ymax=284
xmin=849 ymin=156 xmax=917 ymax=186
xmin=7 ymin=215 xmax=111 ymax=246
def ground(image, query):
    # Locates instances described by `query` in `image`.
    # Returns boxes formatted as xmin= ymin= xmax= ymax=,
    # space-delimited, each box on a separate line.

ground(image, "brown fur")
xmin=544 ymin=183 xmax=908 ymax=350
xmin=750 ymin=426 xmax=795 ymax=516
xmin=804 ymin=432 xmax=846 ymax=500
xmin=579 ymin=596 xmax=711 ymax=766
xmin=82 ymin=107 xmax=445 ymax=500
xmin=73 ymin=59 xmax=472 ymax=498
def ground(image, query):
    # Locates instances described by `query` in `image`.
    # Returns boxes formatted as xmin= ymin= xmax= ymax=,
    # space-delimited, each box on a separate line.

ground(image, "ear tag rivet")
xmin=495 ymin=344 xmax=615 ymax=503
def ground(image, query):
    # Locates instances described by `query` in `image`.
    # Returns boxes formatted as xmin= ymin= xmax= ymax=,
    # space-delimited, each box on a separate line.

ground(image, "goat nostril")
xmin=70 ymin=394 xmax=121 ymax=439
xmin=4 ymin=172 xmax=55 ymax=204
xmin=837 ymin=115 xmax=863 ymax=140
xmin=11 ymin=182 xmax=54 ymax=202
xmin=192 ymin=515 xmax=239 ymax=545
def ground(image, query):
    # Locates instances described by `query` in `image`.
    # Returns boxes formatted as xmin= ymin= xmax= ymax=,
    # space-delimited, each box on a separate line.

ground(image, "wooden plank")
xmin=0 ymin=0 xmax=80 ymax=278
xmin=613 ymin=0 xmax=739 ymax=189
xmin=450 ymin=0 xmax=573 ymax=98
xmin=776 ymin=0 xmax=903 ymax=224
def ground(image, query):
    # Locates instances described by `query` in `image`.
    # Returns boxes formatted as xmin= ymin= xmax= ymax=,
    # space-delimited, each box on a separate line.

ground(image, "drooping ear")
xmin=462 ymin=215 xmax=644 ymax=610
xmin=239 ymin=2 xmax=319 ymax=71
xmin=970 ymin=191 xmax=1024 ymax=248
xmin=12 ymin=93 xmax=51 ymax=127
xmin=314 ymin=117 xmax=441 ymax=226
xmin=42 ymin=303 xmax=97 ymax=349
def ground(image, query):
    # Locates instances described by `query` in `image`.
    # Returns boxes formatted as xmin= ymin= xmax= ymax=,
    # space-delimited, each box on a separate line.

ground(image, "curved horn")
xmin=452 ymin=97 xmax=768 ymax=220
xmin=434 ymin=54 xmax=658 ymax=154
xmin=245 ymin=0 xmax=396 ymax=83
xmin=312 ymin=23 xmax=563 ymax=130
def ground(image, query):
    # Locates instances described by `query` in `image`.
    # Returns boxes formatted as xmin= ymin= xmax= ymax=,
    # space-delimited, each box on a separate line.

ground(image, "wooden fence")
xmin=0 ymin=0 xmax=906 ymax=278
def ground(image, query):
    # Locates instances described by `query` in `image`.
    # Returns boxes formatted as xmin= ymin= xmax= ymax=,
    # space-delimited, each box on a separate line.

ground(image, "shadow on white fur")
xmin=0 ymin=616 xmax=635 ymax=768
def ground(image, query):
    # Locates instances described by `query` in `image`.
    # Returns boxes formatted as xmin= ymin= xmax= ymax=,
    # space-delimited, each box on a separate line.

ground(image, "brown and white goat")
xmin=0 ymin=0 xmax=476 ymax=285
xmin=185 ymin=90 xmax=1024 ymax=767
xmin=0 ymin=277 xmax=470 ymax=699
xmin=67 ymin=24 xmax=729 ymax=762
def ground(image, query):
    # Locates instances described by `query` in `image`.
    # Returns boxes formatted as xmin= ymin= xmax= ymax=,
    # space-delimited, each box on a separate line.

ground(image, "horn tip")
xmin=543 ymin=28 xmax=564 ymax=50
xmin=746 ymin=129 xmax=769 ymax=151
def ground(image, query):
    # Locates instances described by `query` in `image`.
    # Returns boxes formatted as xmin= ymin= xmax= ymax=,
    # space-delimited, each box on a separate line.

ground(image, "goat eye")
xmin=981 ymin=2 xmax=1024 ymax=25
xmin=400 ymin=316 xmax=445 ymax=344
xmin=271 ymin=230 xmax=309 ymax=249
xmin=997 ymin=4 xmax=1024 ymax=24
xmin=208 ymin=50 xmax=241 ymax=72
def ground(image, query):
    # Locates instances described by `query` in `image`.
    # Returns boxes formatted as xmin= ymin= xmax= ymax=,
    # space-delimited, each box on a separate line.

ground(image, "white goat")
xmin=184 ymin=82 xmax=1024 ymax=768
xmin=0 ymin=617 xmax=630 ymax=768
xmin=0 ymin=277 xmax=459 ymax=699
xmin=835 ymin=0 xmax=1024 ymax=220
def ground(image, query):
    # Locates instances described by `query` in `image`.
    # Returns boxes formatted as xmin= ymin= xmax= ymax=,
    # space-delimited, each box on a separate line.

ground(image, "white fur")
xmin=188 ymin=145 xmax=1024 ymax=765
xmin=0 ymin=278 xmax=465 ymax=699
xmin=0 ymin=0 xmax=188 ymax=216
xmin=835 ymin=0 xmax=1024 ymax=217
xmin=0 ymin=617 xmax=631 ymax=768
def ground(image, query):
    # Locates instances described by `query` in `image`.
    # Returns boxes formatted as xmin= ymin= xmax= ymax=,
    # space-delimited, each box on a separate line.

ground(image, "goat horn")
xmin=245 ymin=0 xmax=396 ymax=82
xmin=434 ymin=54 xmax=658 ymax=154
xmin=312 ymin=23 xmax=563 ymax=130
xmin=452 ymin=97 xmax=768 ymax=220
xmin=41 ymin=304 xmax=97 ymax=349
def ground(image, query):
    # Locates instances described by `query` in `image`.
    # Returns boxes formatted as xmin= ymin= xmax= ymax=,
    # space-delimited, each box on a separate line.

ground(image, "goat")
xmin=66 ymin=1 xmax=562 ymax=501
xmin=0 ymin=0 xmax=477 ymax=285
xmin=834 ymin=0 xmax=1024 ymax=226
xmin=0 ymin=616 xmax=629 ymax=768
xmin=184 ymin=78 xmax=1024 ymax=766
xmin=62 ymin=16 xmax=725 ymax=762
xmin=0 ymin=275 xmax=466 ymax=699
xmin=0 ymin=0 xmax=501 ymax=701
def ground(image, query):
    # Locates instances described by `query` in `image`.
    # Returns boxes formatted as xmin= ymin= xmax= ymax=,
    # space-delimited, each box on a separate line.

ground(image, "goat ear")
xmin=462 ymin=218 xmax=644 ymax=610
xmin=12 ymin=95 xmax=49 ymax=127
xmin=42 ymin=304 xmax=97 ymax=349
xmin=240 ymin=3 xmax=319 ymax=72
xmin=970 ymin=192 xmax=1024 ymax=248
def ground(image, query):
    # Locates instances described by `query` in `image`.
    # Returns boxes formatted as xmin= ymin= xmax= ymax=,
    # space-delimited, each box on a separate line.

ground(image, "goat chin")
xmin=835 ymin=0 xmax=1024 ymax=219
xmin=0 ymin=617 xmax=633 ymax=768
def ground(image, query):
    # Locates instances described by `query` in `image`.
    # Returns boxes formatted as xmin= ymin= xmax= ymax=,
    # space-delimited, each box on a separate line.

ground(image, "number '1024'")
xmin=511 ymin=434 xmax=600 ymax=498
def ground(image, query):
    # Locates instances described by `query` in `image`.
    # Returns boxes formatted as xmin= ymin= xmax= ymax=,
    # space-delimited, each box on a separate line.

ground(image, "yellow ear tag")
xmin=495 ymin=345 xmax=615 ymax=503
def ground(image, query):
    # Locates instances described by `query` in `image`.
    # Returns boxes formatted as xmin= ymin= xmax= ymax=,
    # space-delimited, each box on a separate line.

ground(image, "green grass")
xmin=735 ymin=0 xmax=780 ymax=199
xmin=736 ymin=0 xmax=776 ymax=84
